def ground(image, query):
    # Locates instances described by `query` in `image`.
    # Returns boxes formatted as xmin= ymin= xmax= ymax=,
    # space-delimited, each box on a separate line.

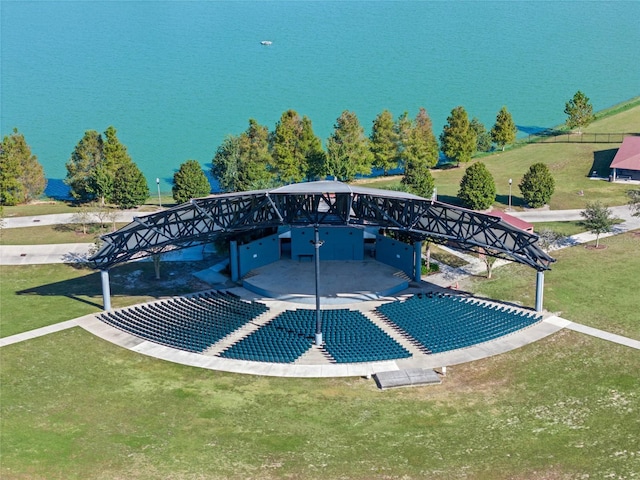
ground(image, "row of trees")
xmin=457 ymin=162 xmax=555 ymax=210
xmin=211 ymin=106 xmax=519 ymax=197
xmin=65 ymin=126 xmax=149 ymax=208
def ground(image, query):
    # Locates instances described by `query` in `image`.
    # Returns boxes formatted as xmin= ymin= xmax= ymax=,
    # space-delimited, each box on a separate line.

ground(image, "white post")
xmin=156 ymin=178 xmax=162 ymax=207
xmin=100 ymin=270 xmax=112 ymax=311
xmin=508 ymin=178 xmax=513 ymax=210
xmin=535 ymin=270 xmax=544 ymax=312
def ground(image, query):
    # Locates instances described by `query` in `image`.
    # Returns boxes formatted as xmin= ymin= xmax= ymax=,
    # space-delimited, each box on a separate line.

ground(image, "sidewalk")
xmin=3 ymin=211 xmax=145 ymax=229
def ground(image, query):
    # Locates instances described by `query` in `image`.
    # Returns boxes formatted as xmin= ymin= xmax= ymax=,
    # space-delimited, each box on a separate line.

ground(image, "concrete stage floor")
xmin=242 ymin=258 xmax=411 ymax=304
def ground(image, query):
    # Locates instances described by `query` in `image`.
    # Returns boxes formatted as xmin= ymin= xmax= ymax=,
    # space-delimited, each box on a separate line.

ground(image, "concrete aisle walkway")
xmin=3 ymin=211 xmax=146 ymax=229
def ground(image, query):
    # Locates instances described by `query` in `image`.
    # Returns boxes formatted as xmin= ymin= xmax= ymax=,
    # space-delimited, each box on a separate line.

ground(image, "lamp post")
xmin=156 ymin=178 xmax=162 ymax=208
xmin=311 ymin=226 xmax=324 ymax=346
xmin=508 ymin=178 xmax=512 ymax=211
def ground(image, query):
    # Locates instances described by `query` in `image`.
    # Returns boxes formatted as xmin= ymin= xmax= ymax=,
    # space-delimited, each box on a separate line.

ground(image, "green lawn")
xmin=467 ymin=231 xmax=640 ymax=340
xmin=0 ymin=262 xmax=211 ymax=338
xmin=0 ymin=223 xmax=129 ymax=245
xmin=1 ymin=326 xmax=638 ymax=480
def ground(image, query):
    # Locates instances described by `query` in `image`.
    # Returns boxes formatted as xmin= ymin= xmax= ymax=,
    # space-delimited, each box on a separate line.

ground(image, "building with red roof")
xmin=488 ymin=209 xmax=534 ymax=233
xmin=610 ymin=136 xmax=640 ymax=182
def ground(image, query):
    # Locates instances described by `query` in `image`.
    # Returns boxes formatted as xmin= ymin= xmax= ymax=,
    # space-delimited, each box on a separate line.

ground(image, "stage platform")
xmin=242 ymin=258 xmax=411 ymax=304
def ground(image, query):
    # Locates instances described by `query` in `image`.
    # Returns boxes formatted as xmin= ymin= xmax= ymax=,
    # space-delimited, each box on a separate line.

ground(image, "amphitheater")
xmin=81 ymin=181 xmax=563 ymax=383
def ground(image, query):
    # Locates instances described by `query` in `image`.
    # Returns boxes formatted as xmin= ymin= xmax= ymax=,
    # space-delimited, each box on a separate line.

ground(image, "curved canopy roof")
xmin=89 ymin=180 xmax=555 ymax=271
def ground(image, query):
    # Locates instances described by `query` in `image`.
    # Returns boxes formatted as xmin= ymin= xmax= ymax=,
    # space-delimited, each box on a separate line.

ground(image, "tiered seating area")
xmin=376 ymin=293 xmax=542 ymax=353
xmin=220 ymin=308 xmax=411 ymax=364
xmin=98 ymin=291 xmax=268 ymax=353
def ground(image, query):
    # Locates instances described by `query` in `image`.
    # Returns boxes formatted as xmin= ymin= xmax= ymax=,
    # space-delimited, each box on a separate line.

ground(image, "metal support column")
xmin=535 ymin=270 xmax=544 ymax=312
xmin=230 ymin=240 xmax=239 ymax=282
xmin=414 ymin=240 xmax=422 ymax=282
xmin=312 ymin=226 xmax=324 ymax=346
xmin=100 ymin=270 xmax=112 ymax=311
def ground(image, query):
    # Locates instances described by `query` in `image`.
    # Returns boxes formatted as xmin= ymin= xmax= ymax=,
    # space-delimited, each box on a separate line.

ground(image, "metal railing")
xmin=524 ymin=131 xmax=638 ymax=144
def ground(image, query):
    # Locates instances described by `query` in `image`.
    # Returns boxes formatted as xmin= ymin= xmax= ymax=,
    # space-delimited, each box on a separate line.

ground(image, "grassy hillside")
xmin=360 ymin=102 xmax=640 ymax=210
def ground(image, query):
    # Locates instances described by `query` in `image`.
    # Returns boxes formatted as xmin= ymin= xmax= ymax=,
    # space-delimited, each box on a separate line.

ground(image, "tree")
xmin=564 ymin=91 xmax=595 ymax=133
xmin=440 ymin=106 xmax=476 ymax=164
xmin=0 ymin=128 xmax=47 ymax=205
xmin=326 ymin=111 xmax=372 ymax=182
xmin=457 ymin=162 xmax=496 ymax=210
xmin=65 ymin=130 xmax=105 ymax=203
xmin=237 ymin=119 xmax=273 ymax=190
xmin=103 ymin=125 xmax=133 ymax=174
xmin=470 ymin=117 xmax=492 ymax=153
xmin=212 ymin=134 xmax=242 ymax=192
xmin=65 ymin=126 xmax=133 ymax=204
xmin=519 ymin=162 xmax=555 ymax=208
xmin=490 ymin=106 xmax=517 ymax=151
xmin=300 ymin=116 xmax=326 ymax=181
xmin=401 ymin=108 xmax=438 ymax=198
xmin=172 ymin=159 xmax=211 ymax=203
xmin=394 ymin=111 xmax=413 ymax=170
xmin=211 ymin=120 xmax=274 ymax=193
xmin=71 ymin=204 xmax=94 ymax=235
xmin=627 ymin=189 xmax=640 ymax=217
xmin=478 ymin=248 xmax=498 ymax=279
xmin=270 ymin=110 xmax=307 ymax=184
xmin=112 ymin=162 xmax=149 ymax=208
xmin=580 ymin=201 xmax=616 ymax=248
xmin=370 ymin=110 xmax=399 ymax=175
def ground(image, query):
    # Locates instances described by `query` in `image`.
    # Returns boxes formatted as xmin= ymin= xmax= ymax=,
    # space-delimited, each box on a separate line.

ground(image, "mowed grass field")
xmin=1 ymin=100 xmax=639 ymax=479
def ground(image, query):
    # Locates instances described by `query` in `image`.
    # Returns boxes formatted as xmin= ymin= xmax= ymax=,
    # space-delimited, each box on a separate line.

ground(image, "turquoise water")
xmin=1 ymin=1 xmax=639 ymax=193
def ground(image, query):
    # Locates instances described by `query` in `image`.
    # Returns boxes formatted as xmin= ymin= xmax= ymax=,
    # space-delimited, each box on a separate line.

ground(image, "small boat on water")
xmin=260 ymin=40 xmax=273 ymax=46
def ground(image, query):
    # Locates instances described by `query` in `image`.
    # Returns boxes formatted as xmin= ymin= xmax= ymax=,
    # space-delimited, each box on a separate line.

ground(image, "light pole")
xmin=156 ymin=178 xmax=162 ymax=208
xmin=508 ymin=178 xmax=512 ymax=211
xmin=311 ymin=226 xmax=324 ymax=346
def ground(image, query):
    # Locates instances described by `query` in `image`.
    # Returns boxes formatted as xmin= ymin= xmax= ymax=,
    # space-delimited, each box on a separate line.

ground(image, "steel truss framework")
xmin=89 ymin=181 xmax=555 ymax=271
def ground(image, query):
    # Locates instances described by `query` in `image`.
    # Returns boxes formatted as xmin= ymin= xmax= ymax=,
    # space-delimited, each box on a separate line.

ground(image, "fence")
xmin=524 ymin=132 xmax=638 ymax=144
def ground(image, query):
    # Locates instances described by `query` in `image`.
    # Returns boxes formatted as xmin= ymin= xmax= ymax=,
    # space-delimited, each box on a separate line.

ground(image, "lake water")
xmin=1 ymin=1 xmax=639 ymax=195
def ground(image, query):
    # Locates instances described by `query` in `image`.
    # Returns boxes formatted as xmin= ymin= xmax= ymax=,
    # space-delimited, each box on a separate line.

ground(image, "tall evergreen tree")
xmin=112 ymin=162 xmax=149 ymax=208
xmin=490 ymin=106 xmax=517 ymax=151
xmin=564 ymin=91 xmax=595 ymax=133
xmin=0 ymin=128 xmax=46 ymax=205
xmin=519 ymin=162 xmax=555 ymax=208
xmin=440 ymin=106 xmax=476 ymax=164
xmin=237 ymin=119 xmax=273 ymax=190
xmin=172 ymin=159 xmax=211 ymax=203
xmin=370 ymin=110 xmax=399 ymax=175
xmin=65 ymin=130 xmax=105 ymax=203
xmin=326 ymin=111 xmax=372 ymax=182
xmin=212 ymin=135 xmax=242 ymax=193
xmin=270 ymin=110 xmax=307 ymax=184
xmin=103 ymin=125 xmax=133 ymax=174
xmin=458 ymin=162 xmax=496 ymax=210
xmin=211 ymin=120 xmax=273 ymax=193
xmin=394 ymin=111 xmax=412 ymax=169
xmin=300 ymin=116 xmax=326 ymax=181
xmin=470 ymin=117 xmax=492 ymax=153
xmin=401 ymin=108 xmax=438 ymax=198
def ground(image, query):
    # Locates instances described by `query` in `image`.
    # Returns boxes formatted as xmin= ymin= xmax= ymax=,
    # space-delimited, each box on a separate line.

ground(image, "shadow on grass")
xmin=15 ymin=262 xmax=210 ymax=308
xmin=590 ymin=148 xmax=618 ymax=178
xmin=16 ymin=269 xmax=105 ymax=309
xmin=495 ymin=194 xmax=525 ymax=209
